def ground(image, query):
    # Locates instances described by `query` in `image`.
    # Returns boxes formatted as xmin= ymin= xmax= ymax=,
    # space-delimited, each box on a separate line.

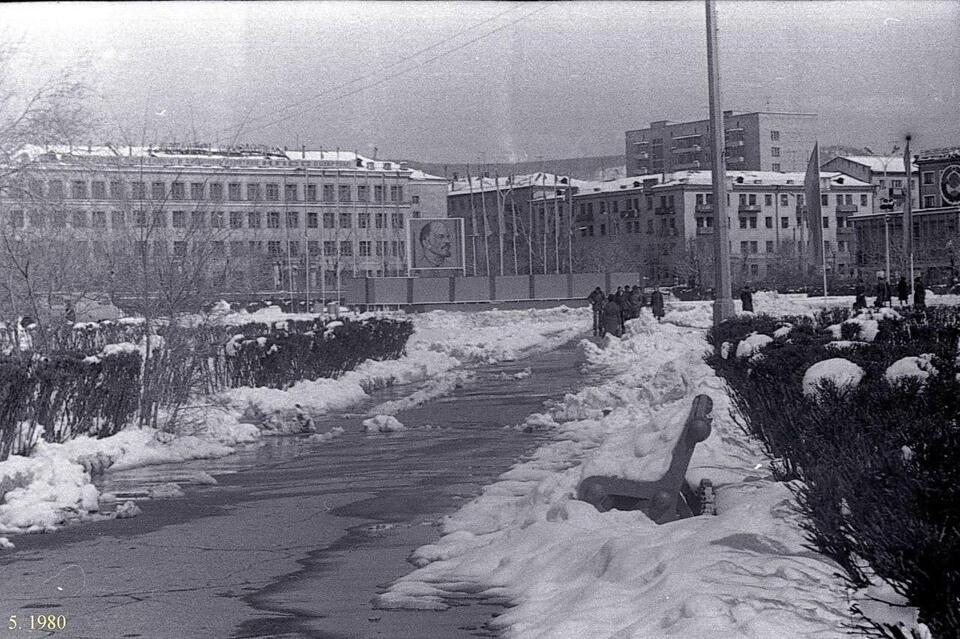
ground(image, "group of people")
xmin=854 ymin=274 xmax=926 ymax=311
xmin=588 ymin=285 xmax=665 ymax=338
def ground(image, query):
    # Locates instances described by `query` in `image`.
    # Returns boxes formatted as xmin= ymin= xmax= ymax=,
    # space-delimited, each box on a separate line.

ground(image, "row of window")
xmin=695 ymin=192 xmax=868 ymax=208
xmin=75 ymin=239 xmax=408 ymax=259
xmin=738 ymin=239 xmax=846 ymax=255
xmin=4 ymin=209 xmax=407 ymax=230
xmin=12 ymin=179 xmax=411 ymax=204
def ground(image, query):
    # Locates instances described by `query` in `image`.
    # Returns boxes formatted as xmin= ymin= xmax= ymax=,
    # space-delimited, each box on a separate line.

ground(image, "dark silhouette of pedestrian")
xmin=853 ymin=278 xmax=866 ymax=311
xmin=896 ymin=276 xmax=909 ymax=307
xmin=913 ymin=276 xmax=926 ymax=310
xmin=650 ymin=288 xmax=665 ymax=323
xmin=739 ymin=285 xmax=754 ymax=313
xmin=874 ymin=276 xmax=890 ymax=308
xmin=588 ymin=286 xmax=605 ymax=336
xmin=601 ymin=294 xmax=622 ymax=337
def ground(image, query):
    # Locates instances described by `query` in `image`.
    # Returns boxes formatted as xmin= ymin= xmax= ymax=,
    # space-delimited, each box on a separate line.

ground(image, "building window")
xmin=739 ymin=194 xmax=747 ymax=206
xmin=390 ymin=185 xmax=402 ymax=202
xmin=739 ymin=217 xmax=748 ymax=229
xmin=750 ymin=241 xmax=758 ymax=254
xmin=357 ymin=185 xmax=369 ymax=202
xmin=247 ymin=211 xmax=262 ymax=228
xmin=108 ymin=181 xmax=123 ymax=200
xmin=190 ymin=183 xmax=205 ymax=200
xmin=771 ymin=147 xmax=780 ymax=157
xmin=133 ymin=210 xmax=146 ymax=227
xmin=838 ymin=240 xmax=847 ymax=252
xmin=375 ymin=241 xmax=386 ymax=257
xmin=91 ymin=211 xmax=106 ymax=228
xmin=749 ymin=216 xmax=757 ymax=229
xmin=340 ymin=240 xmax=353 ymax=257
xmin=324 ymin=240 xmax=336 ymax=256
xmin=771 ymin=163 xmax=781 ymax=172
xmin=209 ymin=183 xmax=223 ymax=201
xmin=860 ymin=194 xmax=867 ymax=207
xmin=267 ymin=211 xmax=280 ymax=229
xmin=288 ymin=241 xmax=300 ymax=256
xmin=372 ymin=185 xmax=384 ymax=203
xmin=174 ymin=241 xmax=187 ymax=257
xmin=172 ymin=211 xmax=186 ymax=228
xmin=765 ymin=216 xmax=773 ymax=228
xmin=248 ymin=241 xmax=263 ymax=254
xmin=211 ymin=211 xmax=224 ymax=229
xmin=286 ymin=211 xmax=299 ymax=228
xmin=211 ymin=241 xmax=225 ymax=257
xmin=90 ymin=181 xmax=106 ymax=199
xmin=764 ymin=194 xmax=772 ymax=206
xmin=770 ymin=130 xmax=780 ymax=141
xmin=781 ymin=217 xmax=789 ymax=229
xmin=391 ymin=212 xmax=403 ymax=229
xmin=922 ymin=171 xmax=934 ymax=185
xmin=412 ymin=195 xmax=420 ymax=204
xmin=323 ymin=211 xmax=335 ymax=228
xmin=151 ymin=210 xmax=166 ymax=228
xmin=323 ymin=184 xmax=335 ymax=202
xmin=71 ymin=181 xmax=87 ymax=199
xmin=191 ymin=210 xmax=205 ymax=227
xmin=308 ymin=240 xmax=320 ymax=256
xmin=171 ymin=182 xmax=185 ymax=200
xmin=268 ymin=240 xmax=281 ymax=256
xmin=646 ymin=219 xmax=654 ymax=233
xmin=750 ymin=263 xmax=759 ymax=276
xmin=766 ymin=241 xmax=774 ymax=253
xmin=308 ymin=211 xmax=318 ymax=228
xmin=306 ymin=184 xmax=317 ymax=202
xmin=748 ymin=193 xmax=757 ymax=205
xmin=48 ymin=180 xmax=64 ymax=199
xmin=740 ymin=241 xmax=749 ymax=254
xmin=359 ymin=240 xmax=372 ymax=257
xmin=600 ymin=223 xmax=606 ymax=236
xmin=339 ymin=185 xmax=352 ymax=202
xmin=110 ymin=210 xmax=124 ymax=228
xmin=228 ymin=183 xmax=242 ymax=201
xmin=358 ymin=212 xmax=370 ymax=228
xmin=230 ymin=211 xmax=243 ymax=229
xmin=339 ymin=211 xmax=352 ymax=228
xmin=821 ymin=194 xmax=828 ymax=206
xmin=247 ymin=183 xmax=261 ymax=201
xmin=265 ymin=183 xmax=280 ymax=201
xmin=923 ymin=195 xmax=936 ymax=208
xmin=822 ymin=216 xmax=829 ymax=228
xmin=71 ymin=210 xmax=87 ymax=227
xmin=375 ymin=212 xmax=386 ymax=229
xmin=285 ymin=184 xmax=298 ymax=202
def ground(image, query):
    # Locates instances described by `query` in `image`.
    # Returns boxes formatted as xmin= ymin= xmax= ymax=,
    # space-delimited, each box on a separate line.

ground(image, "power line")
xmin=216 ymin=2 xmax=550 ymax=141
xmin=209 ymin=2 xmax=536 ymax=140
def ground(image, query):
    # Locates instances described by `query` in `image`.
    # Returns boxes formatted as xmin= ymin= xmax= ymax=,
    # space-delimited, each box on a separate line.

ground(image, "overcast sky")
xmin=3 ymin=1 xmax=958 ymax=163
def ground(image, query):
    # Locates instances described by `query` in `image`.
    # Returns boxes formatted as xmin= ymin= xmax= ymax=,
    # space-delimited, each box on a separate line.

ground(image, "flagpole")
xmin=479 ymin=170 xmax=491 ymax=276
xmin=903 ymin=134 xmax=914 ymax=284
xmin=509 ymin=176 xmax=519 ymax=275
xmin=496 ymin=172 xmax=505 ymax=276
xmin=817 ymin=144 xmax=827 ymax=298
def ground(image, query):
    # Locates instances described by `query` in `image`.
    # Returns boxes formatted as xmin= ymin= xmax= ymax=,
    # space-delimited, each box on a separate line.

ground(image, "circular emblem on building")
xmin=941 ymin=165 xmax=960 ymax=205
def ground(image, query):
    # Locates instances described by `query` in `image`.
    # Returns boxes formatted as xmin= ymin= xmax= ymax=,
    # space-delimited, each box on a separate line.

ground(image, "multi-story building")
xmin=0 ymin=144 xmax=447 ymax=306
xmin=446 ymin=173 xmax=588 ymax=276
xmin=568 ymin=169 xmax=873 ymax=286
xmin=852 ymin=146 xmax=960 ymax=283
xmin=625 ymin=111 xmax=817 ymax=177
xmin=820 ymin=155 xmax=918 ymax=211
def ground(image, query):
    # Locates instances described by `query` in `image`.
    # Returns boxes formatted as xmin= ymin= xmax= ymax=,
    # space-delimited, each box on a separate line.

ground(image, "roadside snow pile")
xmin=370 ymin=371 xmax=471 ymax=415
xmin=661 ymin=301 xmax=712 ymax=328
xmin=0 ymin=536 xmax=14 ymax=549
xmin=773 ymin=323 xmax=793 ymax=338
xmin=309 ymin=426 xmax=345 ymax=443
xmin=825 ymin=340 xmax=862 ymax=351
xmin=220 ymin=307 xmax=589 ymax=422
xmin=735 ymin=332 xmax=773 ymax=358
xmin=0 ymin=407 xmax=260 ymax=533
xmin=802 ymin=358 xmax=865 ymax=398
xmin=885 ymin=354 xmax=938 ymax=385
xmin=362 ymin=415 xmax=406 ymax=433
xmin=379 ymin=313 xmax=858 ymax=637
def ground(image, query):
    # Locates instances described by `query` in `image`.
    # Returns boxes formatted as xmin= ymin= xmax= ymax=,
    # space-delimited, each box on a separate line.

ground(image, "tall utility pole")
xmin=706 ymin=0 xmax=734 ymax=324
xmin=903 ymin=134 xmax=914 ymax=284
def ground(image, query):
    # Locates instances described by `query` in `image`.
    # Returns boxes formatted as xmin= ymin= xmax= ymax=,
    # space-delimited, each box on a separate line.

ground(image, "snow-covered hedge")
xmin=707 ymin=308 xmax=960 ymax=638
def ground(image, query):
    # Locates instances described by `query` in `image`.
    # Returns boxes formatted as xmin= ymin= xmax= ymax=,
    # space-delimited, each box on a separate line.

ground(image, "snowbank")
xmin=735 ymin=332 xmax=773 ymax=358
xmin=885 ymin=354 xmax=937 ymax=385
xmin=802 ymin=358 xmax=865 ymax=398
xmin=362 ymin=415 xmax=406 ymax=433
xmin=379 ymin=312 xmax=859 ymax=637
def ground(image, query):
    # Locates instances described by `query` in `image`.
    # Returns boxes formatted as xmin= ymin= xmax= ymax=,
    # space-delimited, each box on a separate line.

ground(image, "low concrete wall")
xmin=572 ymin=273 xmax=605 ymax=297
xmin=535 ymin=274 xmax=568 ymax=299
xmin=454 ymin=277 xmax=489 ymax=302
xmin=413 ymin=277 xmax=449 ymax=303
xmin=610 ymin=271 xmax=641 ymax=290
xmin=496 ymin=275 xmax=530 ymax=301
xmin=372 ymin=278 xmax=409 ymax=304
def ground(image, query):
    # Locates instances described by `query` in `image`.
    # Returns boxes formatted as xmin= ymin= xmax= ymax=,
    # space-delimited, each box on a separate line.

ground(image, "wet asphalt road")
xmin=0 ymin=335 xmax=593 ymax=639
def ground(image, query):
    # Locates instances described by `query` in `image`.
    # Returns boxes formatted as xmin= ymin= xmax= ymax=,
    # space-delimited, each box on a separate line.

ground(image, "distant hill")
xmin=405 ymin=154 xmax=626 ymax=182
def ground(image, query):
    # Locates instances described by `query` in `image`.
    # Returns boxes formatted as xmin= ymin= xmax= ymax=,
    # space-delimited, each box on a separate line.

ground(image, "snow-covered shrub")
xmin=708 ymin=309 xmax=960 ymax=638
xmin=802 ymin=358 xmax=864 ymax=398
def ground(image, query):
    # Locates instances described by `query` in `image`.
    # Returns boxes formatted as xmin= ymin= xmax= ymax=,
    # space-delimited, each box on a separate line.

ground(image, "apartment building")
xmin=820 ymin=155 xmax=918 ymax=211
xmin=625 ymin=111 xmax=817 ymax=177
xmin=852 ymin=146 xmax=960 ymax=283
xmin=568 ymin=170 xmax=873 ymax=286
xmin=0 ymin=145 xmax=447 ymax=301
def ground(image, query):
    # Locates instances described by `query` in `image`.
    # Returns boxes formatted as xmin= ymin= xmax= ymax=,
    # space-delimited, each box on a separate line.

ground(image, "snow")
xmin=773 ymin=324 xmax=793 ymax=338
xmin=115 ymin=501 xmax=141 ymax=519
xmin=802 ymin=358 xmax=865 ymax=398
xmin=362 ymin=414 xmax=406 ymax=433
xmin=825 ymin=340 xmax=862 ymax=351
xmin=378 ymin=312 xmax=870 ymax=637
xmin=0 ymin=537 xmax=14 ymax=549
xmin=735 ymin=332 xmax=773 ymax=358
xmin=885 ymin=354 xmax=937 ymax=385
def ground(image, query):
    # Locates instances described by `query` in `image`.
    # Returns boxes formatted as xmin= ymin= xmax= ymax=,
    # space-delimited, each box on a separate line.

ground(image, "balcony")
xmin=836 ymin=204 xmax=858 ymax=213
xmin=674 ymin=160 xmax=701 ymax=170
xmin=672 ymin=145 xmax=702 ymax=154
xmin=726 ymin=156 xmax=745 ymax=164
xmin=695 ymin=203 xmax=714 ymax=213
xmin=696 ymin=226 xmax=714 ymax=235
xmin=738 ymin=204 xmax=761 ymax=213
xmin=654 ymin=207 xmax=675 ymax=215
xmin=619 ymin=209 xmax=640 ymax=219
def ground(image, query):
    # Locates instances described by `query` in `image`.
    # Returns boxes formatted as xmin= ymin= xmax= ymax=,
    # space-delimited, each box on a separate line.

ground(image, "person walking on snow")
xmin=853 ymin=277 xmax=867 ymax=311
xmin=650 ymin=288 xmax=665 ymax=323
xmin=739 ymin=285 xmax=754 ymax=313
xmin=588 ymin=287 xmax=605 ymax=336
xmin=601 ymin=294 xmax=623 ymax=338
xmin=874 ymin=275 xmax=891 ymax=308
xmin=896 ymin=276 xmax=910 ymax=307
xmin=913 ymin=276 xmax=926 ymax=311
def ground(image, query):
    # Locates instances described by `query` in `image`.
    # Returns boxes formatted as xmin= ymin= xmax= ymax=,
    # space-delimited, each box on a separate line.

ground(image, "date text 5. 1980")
xmin=8 ymin=614 xmax=68 ymax=631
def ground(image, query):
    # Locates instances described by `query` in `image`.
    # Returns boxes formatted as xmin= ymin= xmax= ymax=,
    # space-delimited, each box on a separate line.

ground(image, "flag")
xmin=804 ymin=143 xmax=823 ymax=270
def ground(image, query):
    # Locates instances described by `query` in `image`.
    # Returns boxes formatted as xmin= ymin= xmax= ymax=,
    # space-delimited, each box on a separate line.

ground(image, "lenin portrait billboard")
xmin=409 ymin=218 xmax=464 ymax=271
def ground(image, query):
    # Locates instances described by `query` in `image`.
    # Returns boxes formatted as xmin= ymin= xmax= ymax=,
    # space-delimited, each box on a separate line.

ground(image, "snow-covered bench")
xmin=576 ymin=393 xmax=714 ymax=523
